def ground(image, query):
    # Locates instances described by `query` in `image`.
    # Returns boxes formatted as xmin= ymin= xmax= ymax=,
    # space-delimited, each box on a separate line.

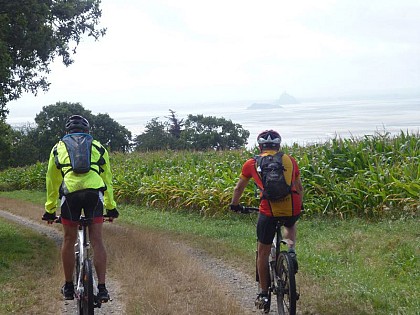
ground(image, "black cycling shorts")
xmin=257 ymin=212 xmax=300 ymax=245
xmin=60 ymin=189 xmax=104 ymax=226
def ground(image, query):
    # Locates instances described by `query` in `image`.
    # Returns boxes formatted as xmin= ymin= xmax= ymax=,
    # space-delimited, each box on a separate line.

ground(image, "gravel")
xmin=0 ymin=210 xmax=126 ymax=315
xmin=0 ymin=209 xmax=285 ymax=314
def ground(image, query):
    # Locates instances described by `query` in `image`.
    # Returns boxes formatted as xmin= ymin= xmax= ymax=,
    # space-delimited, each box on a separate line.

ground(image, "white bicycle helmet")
xmin=257 ymin=130 xmax=281 ymax=149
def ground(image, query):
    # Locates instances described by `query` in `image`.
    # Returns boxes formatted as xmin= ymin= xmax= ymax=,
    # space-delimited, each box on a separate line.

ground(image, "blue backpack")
xmin=54 ymin=133 xmax=105 ymax=175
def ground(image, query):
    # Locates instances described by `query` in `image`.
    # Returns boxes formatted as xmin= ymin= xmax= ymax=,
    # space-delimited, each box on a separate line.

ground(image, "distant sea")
xmin=108 ymin=96 xmax=420 ymax=147
xmin=7 ymin=96 xmax=420 ymax=148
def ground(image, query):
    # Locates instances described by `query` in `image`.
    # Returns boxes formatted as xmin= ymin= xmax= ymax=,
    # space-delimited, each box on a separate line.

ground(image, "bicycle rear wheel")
xmin=75 ymin=252 xmax=84 ymax=314
xmin=276 ymin=252 xmax=297 ymax=315
xmin=82 ymin=258 xmax=94 ymax=315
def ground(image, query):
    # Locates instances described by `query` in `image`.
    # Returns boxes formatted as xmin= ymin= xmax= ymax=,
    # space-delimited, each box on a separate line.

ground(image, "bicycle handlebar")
xmin=237 ymin=206 xmax=259 ymax=214
xmin=42 ymin=215 xmax=115 ymax=224
xmin=103 ymin=214 xmax=115 ymax=222
xmin=42 ymin=216 xmax=61 ymax=224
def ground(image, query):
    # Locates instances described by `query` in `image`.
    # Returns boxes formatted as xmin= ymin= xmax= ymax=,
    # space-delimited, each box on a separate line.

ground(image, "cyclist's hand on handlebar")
xmin=229 ymin=204 xmax=244 ymax=213
xmin=106 ymin=209 xmax=119 ymax=219
xmin=42 ymin=211 xmax=57 ymax=224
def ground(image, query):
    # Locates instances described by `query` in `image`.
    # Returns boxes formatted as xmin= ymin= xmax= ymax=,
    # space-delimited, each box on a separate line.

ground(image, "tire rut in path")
xmin=0 ymin=209 xmax=126 ymax=315
xmin=1 ymin=203 xmax=288 ymax=314
xmin=177 ymin=243 xmax=284 ymax=314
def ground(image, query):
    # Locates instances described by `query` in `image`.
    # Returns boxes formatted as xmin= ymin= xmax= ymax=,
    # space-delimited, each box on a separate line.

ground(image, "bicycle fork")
xmin=75 ymin=228 xmax=85 ymax=300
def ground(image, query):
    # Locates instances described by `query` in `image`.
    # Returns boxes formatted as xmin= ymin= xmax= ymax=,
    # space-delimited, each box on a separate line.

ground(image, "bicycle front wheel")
xmin=276 ymin=252 xmax=297 ymax=315
xmin=82 ymin=258 xmax=94 ymax=315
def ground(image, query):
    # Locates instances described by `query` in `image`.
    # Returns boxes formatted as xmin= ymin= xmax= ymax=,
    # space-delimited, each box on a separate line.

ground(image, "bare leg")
xmin=89 ymin=222 xmax=107 ymax=284
xmin=257 ymin=242 xmax=271 ymax=292
xmin=283 ymin=224 xmax=297 ymax=250
xmin=62 ymin=225 xmax=78 ymax=282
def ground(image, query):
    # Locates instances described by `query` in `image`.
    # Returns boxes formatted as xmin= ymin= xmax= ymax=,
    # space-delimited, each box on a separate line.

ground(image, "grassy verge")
xmin=1 ymin=190 xmax=419 ymax=314
xmin=0 ymin=216 xmax=61 ymax=314
xmin=121 ymin=204 xmax=420 ymax=314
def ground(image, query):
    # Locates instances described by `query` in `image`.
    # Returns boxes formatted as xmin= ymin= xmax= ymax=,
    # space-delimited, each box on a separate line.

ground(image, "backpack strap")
xmin=53 ymin=141 xmax=106 ymax=176
xmin=275 ymin=151 xmax=285 ymax=163
xmin=53 ymin=144 xmax=71 ymax=177
xmin=254 ymin=152 xmax=284 ymax=172
xmin=90 ymin=142 xmax=106 ymax=174
xmin=254 ymin=151 xmax=285 ymax=200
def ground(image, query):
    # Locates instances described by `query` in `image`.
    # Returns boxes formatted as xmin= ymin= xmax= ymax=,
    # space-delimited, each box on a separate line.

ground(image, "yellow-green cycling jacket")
xmin=45 ymin=138 xmax=117 ymax=214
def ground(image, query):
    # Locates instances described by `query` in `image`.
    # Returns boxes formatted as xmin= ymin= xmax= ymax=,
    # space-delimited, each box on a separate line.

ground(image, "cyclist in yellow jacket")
xmin=42 ymin=115 xmax=119 ymax=302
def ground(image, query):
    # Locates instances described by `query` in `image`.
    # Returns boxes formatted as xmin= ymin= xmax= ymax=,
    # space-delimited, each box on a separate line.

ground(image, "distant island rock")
xmin=247 ymin=103 xmax=281 ymax=110
xmin=277 ymin=92 xmax=299 ymax=105
xmin=247 ymin=93 xmax=299 ymax=110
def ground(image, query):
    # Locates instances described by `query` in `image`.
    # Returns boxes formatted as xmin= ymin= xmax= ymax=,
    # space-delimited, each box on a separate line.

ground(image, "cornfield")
xmin=0 ymin=130 xmax=418 ymax=217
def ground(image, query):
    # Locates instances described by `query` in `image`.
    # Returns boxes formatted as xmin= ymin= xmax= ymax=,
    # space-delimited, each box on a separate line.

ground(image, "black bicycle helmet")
xmin=65 ymin=115 xmax=90 ymax=133
xmin=257 ymin=129 xmax=281 ymax=149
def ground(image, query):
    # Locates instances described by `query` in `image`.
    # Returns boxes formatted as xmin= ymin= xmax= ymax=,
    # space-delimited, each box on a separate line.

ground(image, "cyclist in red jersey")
xmin=230 ymin=130 xmax=304 ymax=311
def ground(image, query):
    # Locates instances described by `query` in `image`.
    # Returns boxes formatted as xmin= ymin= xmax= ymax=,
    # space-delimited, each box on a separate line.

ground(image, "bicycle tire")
xmin=276 ymin=252 xmax=297 ymax=315
xmin=83 ymin=258 xmax=94 ymax=315
xmin=75 ymin=252 xmax=83 ymax=314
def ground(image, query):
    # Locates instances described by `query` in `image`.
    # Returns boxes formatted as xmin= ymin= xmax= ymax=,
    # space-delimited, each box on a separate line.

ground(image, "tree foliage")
xmin=0 ymin=118 xmax=13 ymax=170
xmin=134 ymin=118 xmax=171 ymax=151
xmin=166 ymin=109 xmax=184 ymax=139
xmin=8 ymin=123 xmax=41 ymax=168
xmin=134 ymin=111 xmax=249 ymax=151
xmin=34 ymin=102 xmax=93 ymax=160
xmin=91 ymin=113 xmax=132 ymax=152
xmin=0 ymin=102 xmax=132 ymax=168
xmin=34 ymin=102 xmax=131 ymax=156
xmin=182 ymin=114 xmax=249 ymax=150
xmin=0 ymin=0 xmax=106 ymax=117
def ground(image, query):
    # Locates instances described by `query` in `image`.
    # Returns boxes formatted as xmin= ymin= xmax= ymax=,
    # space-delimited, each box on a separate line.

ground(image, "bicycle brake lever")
xmin=103 ymin=216 xmax=114 ymax=223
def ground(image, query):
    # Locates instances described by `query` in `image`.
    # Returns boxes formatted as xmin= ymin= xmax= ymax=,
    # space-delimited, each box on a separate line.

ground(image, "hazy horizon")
xmin=7 ymin=95 xmax=420 ymax=150
xmin=5 ymin=0 xmax=420 ymax=144
xmin=7 ymin=88 xmax=420 ymax=122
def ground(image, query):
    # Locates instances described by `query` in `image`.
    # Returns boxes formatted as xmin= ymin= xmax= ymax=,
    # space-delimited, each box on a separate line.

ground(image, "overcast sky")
xmin=8 ymin=0 xmax=420 ymax=119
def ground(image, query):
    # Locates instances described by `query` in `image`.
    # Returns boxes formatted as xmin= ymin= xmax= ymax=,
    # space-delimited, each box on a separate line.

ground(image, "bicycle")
xmin=238 ymin=206 xmax=298 ymax=315
xmin=43 ymin=215 xmax=112 ymax=315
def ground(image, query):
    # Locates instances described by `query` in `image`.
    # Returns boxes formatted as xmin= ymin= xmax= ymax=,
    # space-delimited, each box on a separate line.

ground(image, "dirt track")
xmin=0 ymin=198 xmax=268 ymax=314
xmin=0 ymin=209 xmax=125 ymax=314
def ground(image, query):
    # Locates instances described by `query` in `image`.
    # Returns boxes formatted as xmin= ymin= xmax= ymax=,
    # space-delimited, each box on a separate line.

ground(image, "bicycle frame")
xmin=74 ymin=216 xmax=97 ymax=306
xmin=43 ymin=214 xmax=113 ymax=314
xmin=241 ymin=206 xmax=297 ymax=315
xmin=271 ymin=221 xmax=297 ymax=315
xmin=269 ymin=222 xmax=282 ymax=293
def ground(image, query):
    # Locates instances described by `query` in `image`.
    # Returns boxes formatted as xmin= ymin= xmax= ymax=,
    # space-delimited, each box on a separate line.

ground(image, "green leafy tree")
xmin=9 ymin=123 xmax=41 ymax=167
xmin=0 ymin=0 xmax=106 ymax=117
xmin=34 ymin=102 xmax=131 ymax=160
xmin=134 ymin=112 xmax=249 ymax=151
xmin=134 ymin=118 xmax=170 ymax=151
xmin=91 ymin=113 xmax=132 ymax=152
xmin=166 ymin=109 xmax=184 ymax=139
xmin=182 ymin=114 xmax=249 ymax=150
xmin=0 ymin=118 xmax=12 ymax=169
xmin=34 ymin=102 xmax=93 ymax=160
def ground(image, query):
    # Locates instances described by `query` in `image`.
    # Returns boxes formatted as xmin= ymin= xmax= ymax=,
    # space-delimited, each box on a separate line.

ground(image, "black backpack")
xmin=54 ymin=133 xmax=105 ymax=175
xmin=255 ymin=152 xmax=291 ymax=201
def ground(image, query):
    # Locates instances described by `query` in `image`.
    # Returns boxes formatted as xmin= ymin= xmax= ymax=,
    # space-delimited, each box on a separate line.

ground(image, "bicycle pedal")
xmin=94 ymin=296 xmax=102 ymax=308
